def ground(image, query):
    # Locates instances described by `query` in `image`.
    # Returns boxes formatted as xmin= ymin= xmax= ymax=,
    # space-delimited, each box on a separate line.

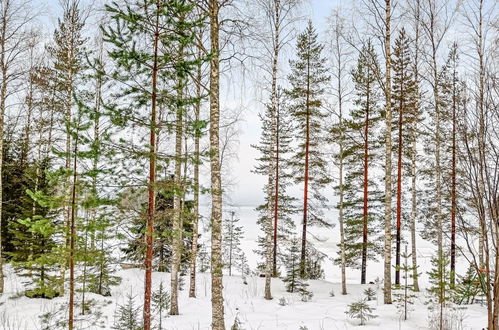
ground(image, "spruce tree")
xmin=152 ymin=282 xmax=170 ymax=330
xmin=113 ymin=293 xmax=142 ymax=330
xmin=345 ymin=299 xmax=378 ymax=325
xmin=223 ymin=211 xmax=244 ymax=276
xmin=393 ymin=246 xmax=417 ymax=321
xmin=283 ymin=238 xmax=310 ymax=295
xmin=286 ymin=21 xmax=330 ymax=277
xmin=343 ymin=40 xmax=383 ymax=284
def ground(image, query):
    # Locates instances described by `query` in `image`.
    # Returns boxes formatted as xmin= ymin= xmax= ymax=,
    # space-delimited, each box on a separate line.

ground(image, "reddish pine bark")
xmin=143 ymin=5 xmax=160 ymax=328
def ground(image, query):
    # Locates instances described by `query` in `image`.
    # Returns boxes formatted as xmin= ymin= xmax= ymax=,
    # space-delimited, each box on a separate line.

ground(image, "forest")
xmin=0 ymin=0 xmax=497 ymax=329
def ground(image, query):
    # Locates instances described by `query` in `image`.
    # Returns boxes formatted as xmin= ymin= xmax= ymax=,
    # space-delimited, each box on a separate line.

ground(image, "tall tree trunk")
xmin=450 ymin=53 xmax=457 ymax=287
xmin=395 ymin=80 xmax=404 ymax=286
xmin=383 ymin=0 xmax=393 ymax=304
xmin=338 ymin=89 xmax=347 ymax=295
xmin=270 ymin=0 xmax=281 ymax=282
xmin=272 ymin=107 xmax=279 ymax=278
xmin=68 ymin=119 xmax=80 ymax=330
xmin=208 ymin=1 xmax=225 ymax=328
xmin=143 ymin=3 xmax=160 ymax=328
xmin=0 ymin=45 xmax=5 ymax=295
xmin=170 ymin=83 xmax=184 ymax=316
xmin=189 ymin=60 xmax=202 ymax=298
xmin=410 ymin=0 xmax=421 ymax=292
xmin=300 ymin=53 xmax=311 ymax=278
xmin=361 ymin=83 xmax=370 ymax=285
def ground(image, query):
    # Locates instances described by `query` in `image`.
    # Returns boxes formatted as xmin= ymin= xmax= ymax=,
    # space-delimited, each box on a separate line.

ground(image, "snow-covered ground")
xmin=0 ymin=206 xmax=489 ymax=329
xmin=0 ymin=267 xmax=488 ymax=330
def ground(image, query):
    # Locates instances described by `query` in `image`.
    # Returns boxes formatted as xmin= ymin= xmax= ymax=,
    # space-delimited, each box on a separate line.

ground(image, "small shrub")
xmin=300 ymin=290 xmax=313 ymax=302
xmin=278 ymin=297 xmax=287 ymax=306
xmin=329 ymin=288 xmax=335 ymax=297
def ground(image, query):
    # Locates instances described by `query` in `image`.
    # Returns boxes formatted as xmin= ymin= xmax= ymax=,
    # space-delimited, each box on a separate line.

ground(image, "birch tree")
xmin=0 ymin=0 xmax=36 ymax=294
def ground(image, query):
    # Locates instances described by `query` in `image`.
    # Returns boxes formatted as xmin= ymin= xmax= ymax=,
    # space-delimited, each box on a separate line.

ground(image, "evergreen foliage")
xmin=283 ymin=238 xmax=310 ymax=295
xmin=345 ymin=299 xmax=378 ymax=325
xmin=341 ymin=40 xmax=383 ymax=273
xmin=152 ymin=282 xmax=170 ymax=330
xmin=112 ymin=293 xmax=142 ymax=330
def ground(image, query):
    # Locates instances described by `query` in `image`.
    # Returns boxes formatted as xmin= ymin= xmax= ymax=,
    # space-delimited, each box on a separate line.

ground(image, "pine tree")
xmin=343 ymin=40 xmax=383 ymax=283
xmin=45 ymin=1 xmax=87 ymax=300
xmin=103 ymin=0 xmax=203 ymax=325
xmin=391 ymin=28 xmax=419 ymax=285
xmin=286 ymin=21 xmax=331 ymax=277
xmin=253 ymin=89 xmax=296 ymax=277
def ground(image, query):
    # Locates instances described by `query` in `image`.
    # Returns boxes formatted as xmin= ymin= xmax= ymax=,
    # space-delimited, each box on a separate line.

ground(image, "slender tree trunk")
xmin=68 ymin=118 xmax=80 ymax=330
xmin=170 ymin=81 xmax=184 ymax=316
xmin=361 ymin=84 xmax=370 ymax=285
xmin=272 ymin=107 xmax=279 ymax=278
xmin=395 ymin=83 xmax=404 ymax=286
xmin=0 ymin=52 xmax=5 ymax=296
xmin=0 ymin=26 xmax=6 ymax=292
xmin=189 ymin=60 xmax=202 ymax=298
xmin=208 ymin=1 xmax=225 ymax=328
xmin=450 ymin=56 xmax=457 ymax=287
xmin=143 ymin=3 xmax=160 ymax=328
xmin=383 ymin=0 xmax=393 ymax=304
xmin=338 ymin=93 xmax=347 ymax=295
xmin=410 ymin=0 xmax=421 ymax=292
xmin=300 ymin=53 xmax=311 ymax=278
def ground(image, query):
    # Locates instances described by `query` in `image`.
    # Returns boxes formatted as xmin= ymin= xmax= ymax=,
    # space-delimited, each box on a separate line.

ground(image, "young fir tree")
xmin=345 ymin=299 xmax=378 ymax=325
xmin=393 ymin=246 xmax=417 ymax=321
xmin=283 ymin=238 xmax=310 ymax=295
xmin=253 ymin=88 xmax=296 ymax=277
xmin=343 ymin=40 xmax=383 ymax=284
xmin=286 ymin=21 xmax=331 ymax=278
xmin=426 ymin=252 xmax=454 ymax=330
xmin=152 ymin=282 xmax=170 ymax=330
xmin=112 ymin=293 xmax=142 ymax=330
xmin=391 ymin=28 xmax=419 ymax=286
xmin=222 ymin=211 xmax=244 ymax=276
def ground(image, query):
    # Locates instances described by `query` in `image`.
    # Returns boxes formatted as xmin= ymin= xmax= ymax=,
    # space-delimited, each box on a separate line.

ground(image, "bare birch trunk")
xmin=170 ymin=84 xmax=184 ymax=316
xmin=410 ymin=0 xmax=421 ymax=292
xmin=383 ymin=0 xmax=393 ymax=304
xmin=209 ymin=1 xmax=225 ymax=328
xmin=189 ymin=59 xmax=202 ymax=298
